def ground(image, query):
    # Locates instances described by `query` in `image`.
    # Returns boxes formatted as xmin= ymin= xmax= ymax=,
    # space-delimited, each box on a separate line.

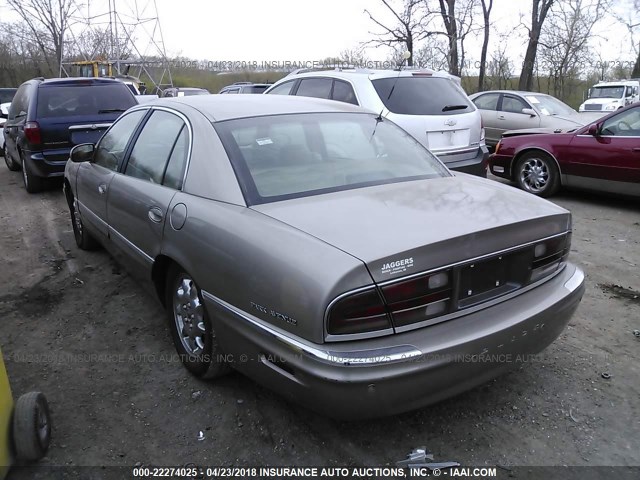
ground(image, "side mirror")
xmin=587 ymin=124 xmax=600 ymax=136
xmin=521 ymin=108 xmax=537 ymax=117
xmin=70 ymin=143 xmax=95 ymax=163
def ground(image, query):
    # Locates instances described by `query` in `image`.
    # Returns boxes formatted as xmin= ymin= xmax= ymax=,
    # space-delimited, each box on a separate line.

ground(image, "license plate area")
xmin=457 ymin=249 xmax=532 ymax=309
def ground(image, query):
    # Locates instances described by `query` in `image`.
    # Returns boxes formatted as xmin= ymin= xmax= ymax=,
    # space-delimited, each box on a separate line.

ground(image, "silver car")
xmin=63 ymin=95 xmax=584 ymax=419
xmin=265 ymin=69 xmax=489 ymax=177
xmin=469 ymin=90 xmax=601 ymax=147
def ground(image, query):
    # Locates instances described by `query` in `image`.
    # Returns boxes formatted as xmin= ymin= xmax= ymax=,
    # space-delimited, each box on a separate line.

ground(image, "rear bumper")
xmin=438 ymin=146 xmax=488 ymax=177
xmin=24 ymin=150 xmax=68 ymax=178
xmin=204 ymin=263 xmax=585 ymax=419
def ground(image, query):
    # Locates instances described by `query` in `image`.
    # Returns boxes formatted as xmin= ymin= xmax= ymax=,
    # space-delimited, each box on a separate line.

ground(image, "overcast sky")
xmin=0 ymin=0 xmax=635 ymax=70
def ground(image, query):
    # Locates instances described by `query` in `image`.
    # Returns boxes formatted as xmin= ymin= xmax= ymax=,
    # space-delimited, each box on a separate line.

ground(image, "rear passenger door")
xmin=471 ymin=93 xmax=500 ymax=145
xmin=107 ymin=108 xmax=190 ymax=277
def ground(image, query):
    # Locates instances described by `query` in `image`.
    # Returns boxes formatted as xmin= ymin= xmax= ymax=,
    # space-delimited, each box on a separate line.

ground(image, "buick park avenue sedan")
xmin=64 ymin=95 xmax=584 ymax=419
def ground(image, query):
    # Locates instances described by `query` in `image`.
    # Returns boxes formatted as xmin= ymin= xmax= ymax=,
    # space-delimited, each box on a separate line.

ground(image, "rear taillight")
xmin=326 ymin=289 xmax=392 ymax=335
xmin=530 ymin=233 xmax=571 ymax=282
xmin=381 ymin=270 xmax=452 ymax=327
xmin=24 ymin=121 xmax=41 ymax=145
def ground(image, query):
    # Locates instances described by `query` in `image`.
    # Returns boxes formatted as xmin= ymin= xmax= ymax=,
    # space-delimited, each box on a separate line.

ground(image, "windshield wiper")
xmin=98 ymin=108 xmax=127 ymax=113
xmin=442 ymin=104 xmax=468 ymax=112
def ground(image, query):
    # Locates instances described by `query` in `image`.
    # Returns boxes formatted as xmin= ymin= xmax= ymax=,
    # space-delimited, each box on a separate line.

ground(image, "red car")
xmin=489 ymin=103 xmax=640 ymax=197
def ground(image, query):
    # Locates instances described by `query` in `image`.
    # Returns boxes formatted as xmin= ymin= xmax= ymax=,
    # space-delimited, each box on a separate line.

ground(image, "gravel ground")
xmin=0 ymin=166 xmax=638 ymax=477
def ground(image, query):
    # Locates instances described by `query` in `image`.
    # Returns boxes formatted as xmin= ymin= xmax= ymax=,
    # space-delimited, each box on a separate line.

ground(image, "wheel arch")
xmin=151 ymin=254 xmax=178 ymax=307
xmin=512 ymin=147 xmax=562 ymax=183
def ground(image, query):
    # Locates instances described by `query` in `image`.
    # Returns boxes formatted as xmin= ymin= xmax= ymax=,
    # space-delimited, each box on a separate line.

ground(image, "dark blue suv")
xmin=3 ymin=77 xmax=137 ymax=192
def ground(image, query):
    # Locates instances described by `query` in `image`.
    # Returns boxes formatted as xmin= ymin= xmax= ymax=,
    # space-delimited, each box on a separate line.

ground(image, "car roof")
xmin=470 ymin=90 xmax=550 ymax=96
xmin=37 ymin=77 xmax=126 ymax=87
xmin=149 ymin=94 xmax=367 ymax=122
xmin=284 ymin=68 xmax=455 ymax=82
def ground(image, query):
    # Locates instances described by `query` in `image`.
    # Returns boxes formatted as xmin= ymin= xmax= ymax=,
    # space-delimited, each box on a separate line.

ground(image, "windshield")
xmin=372 ymin=76 xmax=474 ymax=116
xmin=524 ymin=94 xmax=576 ymax=116
xmin=36 ymin=84 xmax=136 ymax=118
xmin=215 ymin=112 xmax=450 ymax=205
xmin=590 ymin=86 xmax=625 ymax=99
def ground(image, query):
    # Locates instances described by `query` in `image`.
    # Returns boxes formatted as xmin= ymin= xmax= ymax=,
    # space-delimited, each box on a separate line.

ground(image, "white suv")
xmin=264 ymin=69 xmax=488 ymax=176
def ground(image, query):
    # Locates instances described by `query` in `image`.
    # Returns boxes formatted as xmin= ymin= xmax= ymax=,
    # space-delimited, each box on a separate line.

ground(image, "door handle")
xmin=632 ymin=148 xmax=640 ymax=153
xmin=498 ymin=115 xmax=505 ymax=120
xmin=148 ymin=206 xmax=164 ymax=223
xmin=98 ymin=184 xmax=107 ymax=195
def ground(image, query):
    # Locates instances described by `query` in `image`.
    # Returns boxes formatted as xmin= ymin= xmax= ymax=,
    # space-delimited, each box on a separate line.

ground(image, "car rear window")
xmin=215 ymin=112 xmax=450 ymax=205
xmin=245 ymin=85 xmax=269 ymax=94
xmin=372 ymin=77 xmax=474 ymax=116
xmin=36 ymin=84 xmax=136 ymax=118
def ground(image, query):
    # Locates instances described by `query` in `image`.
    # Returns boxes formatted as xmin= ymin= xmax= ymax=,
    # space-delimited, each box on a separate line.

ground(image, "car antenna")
xmin=387 ymin=51 xmax=411 ymax=101
xmin=370 ymin=109 xmax=384 ymax=141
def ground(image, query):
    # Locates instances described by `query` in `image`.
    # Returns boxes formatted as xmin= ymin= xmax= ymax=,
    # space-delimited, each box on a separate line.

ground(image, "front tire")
xmin=165 ymin=264 xmax=230 ymax=379
xmin=12 ymin=391 xmax=51 ymax=462
xmin=21 ymin=154 xmax=44 ymax=193
xmin=515 ymin=151 xmax=560 ymax=197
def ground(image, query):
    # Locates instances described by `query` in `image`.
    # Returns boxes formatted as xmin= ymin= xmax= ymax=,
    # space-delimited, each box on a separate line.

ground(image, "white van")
xmin=265 ymin=68 xmax=488 ymax=177
xmin=579 ymin=80 xmax=640 ymax=112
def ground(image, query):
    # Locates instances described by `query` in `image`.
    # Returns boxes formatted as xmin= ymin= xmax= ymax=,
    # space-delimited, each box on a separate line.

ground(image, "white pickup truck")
xmin=579 ymin=79 xmax=640 ymax=112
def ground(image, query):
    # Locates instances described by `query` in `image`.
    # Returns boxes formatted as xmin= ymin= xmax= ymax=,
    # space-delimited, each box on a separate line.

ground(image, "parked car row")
xmin=4 ymin=72 xmax=640 ymax=201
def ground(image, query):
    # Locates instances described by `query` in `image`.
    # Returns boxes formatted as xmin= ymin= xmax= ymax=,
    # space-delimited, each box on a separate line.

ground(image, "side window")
xmin=601 ymin=108 xmax=640 ymax=136
xmin=226 ymin=88 xmax=240 ymax=94
xmin=125 ymin=110 xmax=185 ymax=183
xmin=472 ymin=93 xmax=500 ymax=111
xmin=296 ymin=78 xmax=332 ymax=99
xmin=501 ymin=96 xmax=529 ymax=114
xmin=93 ymin=110 xmax=147 ymax=171
xmin=267 ymin=81 xmax=296 ymax=95
xmin=8 ymin=85 xmax=29 ymax=121
xmin=162 ymin=126 xmax=189 ymax=189
xmin=332 ymin=80 xmax=358 ymax=105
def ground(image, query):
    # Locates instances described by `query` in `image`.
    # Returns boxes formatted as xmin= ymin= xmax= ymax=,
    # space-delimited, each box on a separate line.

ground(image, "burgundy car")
xmin=489 ymin=103 xmax=640 ymax=197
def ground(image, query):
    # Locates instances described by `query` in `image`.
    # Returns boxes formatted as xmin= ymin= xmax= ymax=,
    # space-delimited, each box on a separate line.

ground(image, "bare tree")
xmin=6 ymin=0 xmax=77 ymax=75
xmin=364 ymin=0 xmax=431 ymax=66
xmin=612 ymin=0 xmax=640 ymax=76
xmin=413 ymin=36 xmax=449 ymax=70
xmin=538 ymin=0 xmax=609 ymax=100
xmin=477 ymin=0 xmax=494 ymax=91
xmin=518 ymin=0 xmax=555 ymax=91
xmin=435 ymin=0 xmax=460 ymax=75
xmin=487 ymin=35 xmax=514 ymax=90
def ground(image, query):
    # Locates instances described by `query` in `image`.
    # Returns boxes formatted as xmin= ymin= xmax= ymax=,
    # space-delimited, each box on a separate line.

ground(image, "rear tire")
xmin=21 ymin=154 xmax=44 ymax=193
xmin=514 ymin=151 xmax=560 ymax=198
xmin=69 ymin=193 xmax=99 ymax=250
xmin=3 ymin=146 xmax=20 ymax=171
xmin=165 ymin=264 xmax=230 ymax=379
xmin=12 ymin=391 xmax=51 ymax=462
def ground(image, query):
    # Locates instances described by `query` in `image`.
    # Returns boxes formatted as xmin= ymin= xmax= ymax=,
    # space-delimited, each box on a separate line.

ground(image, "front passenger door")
xmin=76 ymin=110 xmax=147 ymax=238
xmin=107 ymin=109 xmax=190 ymax=277
xmin=496 ymin=95 xmax=540 ymax=138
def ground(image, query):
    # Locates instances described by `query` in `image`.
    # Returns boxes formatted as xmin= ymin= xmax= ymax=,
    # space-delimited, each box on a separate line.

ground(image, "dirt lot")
xmin=0 ymin=166 xmax=638 ymax=475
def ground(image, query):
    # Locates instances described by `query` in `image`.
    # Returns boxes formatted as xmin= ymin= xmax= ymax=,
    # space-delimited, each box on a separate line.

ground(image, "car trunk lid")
xmin=252 ymin=175 xmax=570 ymax=283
